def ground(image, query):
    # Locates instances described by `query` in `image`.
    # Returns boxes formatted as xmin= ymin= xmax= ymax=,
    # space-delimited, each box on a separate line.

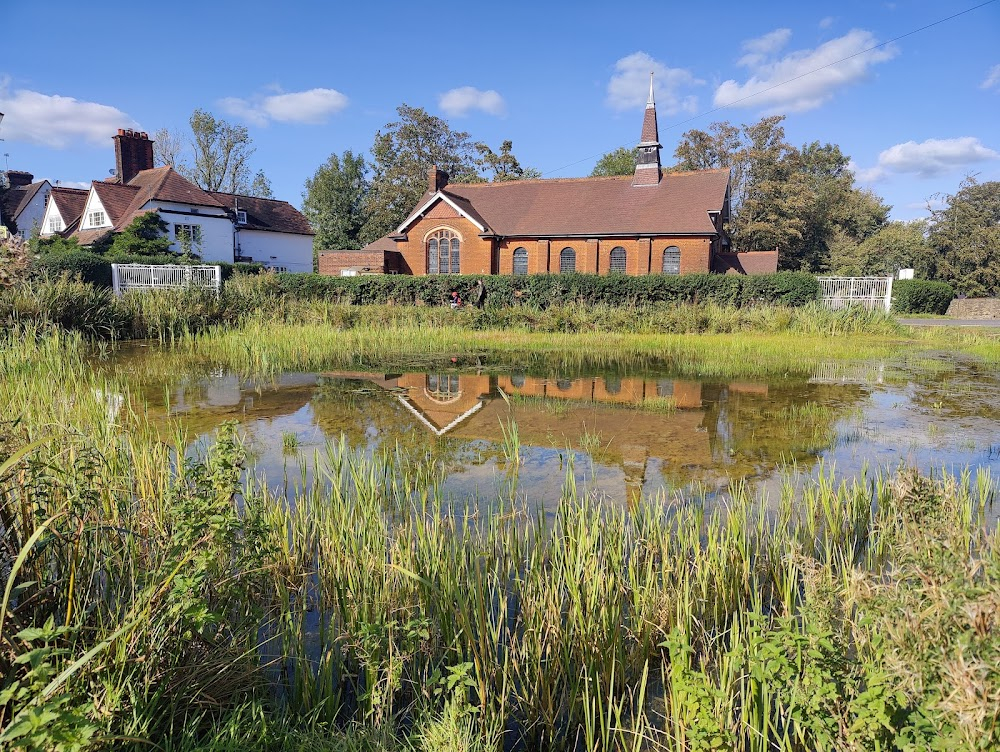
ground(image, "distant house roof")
xmin=208 ymin=191 xmax=314 ymax=236
xmin=398 ymin=168 xmax=730 ymax=238
xmin=2 ymin=180 xmax=49 ymax=229
xmin=713 ymin=250 xmax=779 ymax=275
xmin=48 ymin=187 xmax=88 ymax=232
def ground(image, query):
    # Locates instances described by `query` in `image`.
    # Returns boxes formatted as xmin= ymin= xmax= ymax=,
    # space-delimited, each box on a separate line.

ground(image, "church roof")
xmin=407 ymin=168 xmax=730 ymax=238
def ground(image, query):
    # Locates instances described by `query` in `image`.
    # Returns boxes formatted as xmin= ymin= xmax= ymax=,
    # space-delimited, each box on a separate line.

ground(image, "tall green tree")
xmin=590 ymin=147 xmax=638 ymax=177
xmin=476 ymin=140 xmax=541 ymax=182
xmin=828 ymin=220 xmax=930 ymax=276
xmin=302 ymin=150 xmax=369 ymax=250
xmin=249 ymin=170 xmax=274 ymax=199
xmin=107 ymin=212 xmax=175 ymax=258
xmin=362 ymin=105 xmax=484 ymax=243
xmin=185 ymin=109 xmax=256 ymax=194
xmin=926 ymin=176 xmax=1000 ymax=296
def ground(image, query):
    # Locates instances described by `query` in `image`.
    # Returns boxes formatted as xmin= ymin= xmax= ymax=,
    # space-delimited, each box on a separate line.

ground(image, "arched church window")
xmin=662 ymin=246 xmax=681 ymax=275
xmin=609 ymin=246 xmax=627 ymax=274
xmin=559 ymin=247 xmax=576 ymax=274
xmin=513 ymin=247 xmax=528 ymax=276
xmin=427 ymin=229 xmax=461 ymax=274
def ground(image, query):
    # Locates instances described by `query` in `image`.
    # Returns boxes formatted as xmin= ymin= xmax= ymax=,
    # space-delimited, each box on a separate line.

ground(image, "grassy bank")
xmin=2 ymin=328 xmax=999 ymax=751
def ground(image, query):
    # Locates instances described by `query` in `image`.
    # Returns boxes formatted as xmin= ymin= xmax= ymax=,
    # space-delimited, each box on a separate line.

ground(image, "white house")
xmin=2 ymin=171 xmax=52 ymax=237
xmin=39 ymin=129 xmax=314 ymax=271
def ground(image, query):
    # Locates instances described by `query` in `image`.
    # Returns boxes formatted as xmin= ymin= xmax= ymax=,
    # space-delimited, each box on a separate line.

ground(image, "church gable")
xmin=425 ymin=200 xmax=461 ymax=219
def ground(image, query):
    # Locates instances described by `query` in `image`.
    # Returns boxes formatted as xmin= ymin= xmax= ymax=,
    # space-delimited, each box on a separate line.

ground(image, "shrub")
xmin=892 ymin=279 xmax=955 ymax=315
xmin=31 ymin=250 xmax=113 ymax=287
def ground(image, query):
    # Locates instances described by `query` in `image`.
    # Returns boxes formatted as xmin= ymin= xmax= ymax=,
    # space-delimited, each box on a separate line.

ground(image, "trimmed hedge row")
xmin=892 ymin=279 xmax=955 ymax=315
xmin=30 ymin=250 xmax=265 ymax=286
xmin=269 ymin=271 xmax=821 ymax=308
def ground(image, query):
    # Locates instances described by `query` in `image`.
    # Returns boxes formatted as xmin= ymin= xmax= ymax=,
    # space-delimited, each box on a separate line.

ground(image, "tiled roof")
xmin=111 ymin=167 xmax=225 ymax=231
xmin=207 ymin=191 xmax=314 ymax=235
xmin=404 ymin=168 xmax=730 ymax=238
xmin=640 ymin=107 xmax=658 ymax=145
xmin=363 ymin=235 xmax=398 ymax=252
xmin=48 ymin=187 xmax=88 ymax=229
xmin=2 ymin=181 xmax=49 ymax=225
xmin=713 ymin=250 xmax=779 ymax=275
xmin=74 ymin=228 xmax=113 ymax=246
xmin=92 ymin=181 xmax=140 ymax=225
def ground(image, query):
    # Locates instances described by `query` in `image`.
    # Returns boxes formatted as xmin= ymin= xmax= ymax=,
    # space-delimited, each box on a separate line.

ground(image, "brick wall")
xmin=495 ymin=236 xmax=712 ymax=275
xmin=399 ymin=212 xmax=494 ymax=275
xmin=318 ymin=250 xmax=400 ymax=276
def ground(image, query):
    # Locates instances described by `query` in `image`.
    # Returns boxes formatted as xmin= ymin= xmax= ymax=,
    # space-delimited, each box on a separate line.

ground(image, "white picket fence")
xmin=111 ymin=264 xmax=222 ymax=296
xmin=816 ymin=276 xmax=894 ymax=312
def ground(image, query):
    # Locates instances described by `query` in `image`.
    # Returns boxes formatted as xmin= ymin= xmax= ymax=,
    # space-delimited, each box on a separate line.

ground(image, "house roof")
xmin=48 ymin=187 xmax=88 ymax=228
xmin=208 ymin=191 xmax=314 ymax=235
xmin=111 ymin=167 xmax=225 ymax=231
xmin=401 ymin=168 xmax=731 ymax=238
xmin=2 ymin=181 xmax=49 ymax=226
xmin=91 ymin=181 xmax=140 ymax=225
xmin=363 ymin=235 xmax=399 ymax=253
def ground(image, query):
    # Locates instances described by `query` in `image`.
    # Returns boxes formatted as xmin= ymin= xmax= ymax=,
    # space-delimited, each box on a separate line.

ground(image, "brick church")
xmin=320 ymin=77 xmax=777 ymax=277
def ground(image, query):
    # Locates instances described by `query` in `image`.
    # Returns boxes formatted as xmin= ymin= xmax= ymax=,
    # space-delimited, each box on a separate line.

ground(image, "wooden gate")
xmin=111 ymin=264 xmax=222 ymax=296
xmin=816 ymin=276 xmax=893 ymax=312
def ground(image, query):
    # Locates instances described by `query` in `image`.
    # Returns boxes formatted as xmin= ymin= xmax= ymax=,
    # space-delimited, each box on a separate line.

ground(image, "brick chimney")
xmin=6 ymin=170 xmax=34 ymax=188
xmin=428 ymin=165 xmax=449 ymax=193
xmin=113 ymin=129 xmax=155 ymax=184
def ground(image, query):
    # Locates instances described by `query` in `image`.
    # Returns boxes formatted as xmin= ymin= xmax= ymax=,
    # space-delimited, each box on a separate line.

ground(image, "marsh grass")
xmin=2 ymin=327 xmax=999 ymax=751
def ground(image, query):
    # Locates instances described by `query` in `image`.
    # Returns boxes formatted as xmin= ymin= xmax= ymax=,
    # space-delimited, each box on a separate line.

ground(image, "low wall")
xmin=318 ymin=250 xmax=400 ymax=277
xmin=946 ymin=298 xmax=1000 ymax=319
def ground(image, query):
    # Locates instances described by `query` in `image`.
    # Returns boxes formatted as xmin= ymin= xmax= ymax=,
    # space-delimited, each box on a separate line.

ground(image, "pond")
xmin=106 ymin=346 xmax=1000 ymax=509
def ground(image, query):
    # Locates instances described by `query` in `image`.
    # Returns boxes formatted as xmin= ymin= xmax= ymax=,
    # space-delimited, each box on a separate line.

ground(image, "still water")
xmin=109 ymin=348 xmax=1000 ymax=506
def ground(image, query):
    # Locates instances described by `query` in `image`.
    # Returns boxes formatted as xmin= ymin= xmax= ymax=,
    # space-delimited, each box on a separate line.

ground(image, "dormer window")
xmin=48 ymin=217 xmax=63 ymax=233
xmin=237 ymin=210 xmax=247 ymax=225
xmin=88 ymin=211 xmax=106 ymax=227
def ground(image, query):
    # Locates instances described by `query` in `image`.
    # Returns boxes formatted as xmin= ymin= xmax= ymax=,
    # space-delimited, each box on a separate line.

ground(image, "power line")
xmin=541 ymin=0 xmax=997 ymax=177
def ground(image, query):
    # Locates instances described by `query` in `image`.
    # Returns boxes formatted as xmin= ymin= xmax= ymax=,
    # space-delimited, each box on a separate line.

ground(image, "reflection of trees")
xmin=902 ymin=358 xmax=1000 ymax=422
xmin=700 ymin=381 xmax=869 ymax=478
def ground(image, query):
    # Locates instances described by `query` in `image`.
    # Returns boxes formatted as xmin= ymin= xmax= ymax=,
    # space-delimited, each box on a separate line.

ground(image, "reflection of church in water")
xmin=324 ymin=371 xmax=771 ymax=499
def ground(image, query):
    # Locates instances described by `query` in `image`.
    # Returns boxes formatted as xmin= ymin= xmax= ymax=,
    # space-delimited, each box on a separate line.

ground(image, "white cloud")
xmin=853 ymin=137 xmax=1000 ymax=182
xmin=606 ymin=51 xmax=703 ymax=113
xmin=438 ymin=87 xmax=506 ymax=117
xmin=219 ymin=87 xmax=349 ymax=126
xmin=0 ymin=76 xmax=135 ymax=148
xmin=51 ymin=180 xmax=91 ymax=189
xmin=713 ymin=29 xmax=897 ymax=112
xmin=819 ymin=16 xmax=836 ymax=29
xmin=981 ymin=64 xmax=1000 ymax=91
xmin=738 ymin=29 xmax=792 ymax=67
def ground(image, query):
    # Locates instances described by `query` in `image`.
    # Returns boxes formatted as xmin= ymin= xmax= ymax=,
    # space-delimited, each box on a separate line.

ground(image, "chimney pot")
xmin=117 ymin=128 xmax=125 ymax=136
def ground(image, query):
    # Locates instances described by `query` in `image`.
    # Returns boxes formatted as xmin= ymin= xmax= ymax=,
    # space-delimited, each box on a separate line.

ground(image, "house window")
xmin=513 ymin=247 xmax=528 ymax=276
xmin=237 ymin=210 xmax=247 ymax=225
xmin=426 ymin=374 xmax=461 ymax=401
xmin=174 ymin=224 xmax=203 ymax=250
xmin=48 ymin=217 xmax=63 ymax=233
xmin=427 ymin=229 xmax=460 ymax=274
xmin=609 ymin=246 xmax=627 ymax=274
xmin=559 ymin=247 xmax=576 ymax=274
xmin=88 ymin=211 xmax=106 ymax=227
xmin=662 ymin=246 xmax=681 ymax=275
xmin=605 ymin=377 xmax=622 ymax=394
xmin=656 ymin=380 xmax=674 ymax=397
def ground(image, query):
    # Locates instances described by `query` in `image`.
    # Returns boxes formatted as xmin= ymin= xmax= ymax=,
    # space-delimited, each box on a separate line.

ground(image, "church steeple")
xmin=632 ymin=72 xmax=662 ymax=187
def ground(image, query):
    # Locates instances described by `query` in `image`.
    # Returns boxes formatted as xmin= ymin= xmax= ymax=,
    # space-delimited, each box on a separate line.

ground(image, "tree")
xmin=250 ymin=170 xmax=274 ymax=199
xmin=828 ymin=220 xmax=930 ymax=276
xmin=926 ymin=176 xmax=1000 ymax=296
xmin=362 ymin=105 xmax=485 ymax=244
xmin=152 ymin=127 xmax=187 ymax=171
xmin=107 ymin=212 xmax=175 ymax=258
xmin=476 ymin=140 xmax=541 ymax=182
xmin=302 ymin=150 xmax=369 ymax=250
xmin=185 ymin=109 xmax=255 ymax=194
xmin=590 ymin=147 xmax=638 ymax=177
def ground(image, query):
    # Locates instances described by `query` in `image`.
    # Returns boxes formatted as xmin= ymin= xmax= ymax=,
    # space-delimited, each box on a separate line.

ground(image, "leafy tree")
xmin=926 ymin=176 xmax=1000 ymax=296
xmin=590 ymin=147 xmax=638 ymax=177
xmin=250 ymin=170 xmax=274 ymax=199
xmin=362 ymin=105 xmax=484 ymax=244
xmin=302 ymin=150 xmax=369 ymax=250
xmin=152 ymin=127 xmax=187 ymax=171
xmin=106 ymin=212 xmax=175 ymax=258
xmin=829 ymin=220 xmax=930 ymax=276
xmin=32 ymin=235 xmax=83 ymax=255
xmin=185 ymin=109 xmax=255 ymax=194
xmin=476 ymin=140 xmax=541 ymax=182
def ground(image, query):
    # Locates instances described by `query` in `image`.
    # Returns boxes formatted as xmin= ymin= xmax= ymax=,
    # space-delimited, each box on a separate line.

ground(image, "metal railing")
xmin=816 ymin=276 xmax=893 ymax=312
xmin=111 ymin=264 xmax=222 ymax=296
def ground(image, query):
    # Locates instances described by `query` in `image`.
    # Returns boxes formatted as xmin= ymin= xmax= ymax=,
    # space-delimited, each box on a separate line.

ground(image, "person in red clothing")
xmin=449 ymin=290 xmax=462 ymax=309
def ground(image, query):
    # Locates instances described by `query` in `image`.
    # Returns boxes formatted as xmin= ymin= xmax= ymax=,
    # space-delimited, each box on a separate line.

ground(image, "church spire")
xmin=633 ymin=71 xmax=662 ymax=187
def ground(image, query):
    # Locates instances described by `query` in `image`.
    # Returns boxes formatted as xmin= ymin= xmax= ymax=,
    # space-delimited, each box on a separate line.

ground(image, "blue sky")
xmin=2 ymin=0 xmax=998 ymax=221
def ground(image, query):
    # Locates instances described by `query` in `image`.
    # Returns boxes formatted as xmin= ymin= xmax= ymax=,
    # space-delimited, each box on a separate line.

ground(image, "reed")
xmin=2 ymin=328 xmax=998 ymax=751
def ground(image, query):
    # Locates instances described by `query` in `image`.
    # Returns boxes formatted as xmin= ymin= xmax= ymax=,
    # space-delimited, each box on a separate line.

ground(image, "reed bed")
xmin=2 ymin=327 xmax=999 ymax=751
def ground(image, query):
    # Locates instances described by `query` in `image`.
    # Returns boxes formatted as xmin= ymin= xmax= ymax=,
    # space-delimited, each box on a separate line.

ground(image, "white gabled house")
xmin=39 ymin=129 xmax=314 ymax=272
xmin=1 ymin=171 xmax=52 ymax=236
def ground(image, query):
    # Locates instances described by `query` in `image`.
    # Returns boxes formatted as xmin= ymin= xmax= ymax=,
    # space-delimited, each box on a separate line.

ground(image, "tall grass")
xmin=2 ymin=327 xmax=998 ymax=751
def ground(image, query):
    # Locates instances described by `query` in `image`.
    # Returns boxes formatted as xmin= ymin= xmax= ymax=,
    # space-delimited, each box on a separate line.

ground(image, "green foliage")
xmin=302 ymin=150 xmax=370 ymax=251
xmin=475 ymin=140 xmax=540 ymax=182
xmin=31 ymin=250 xmax=113 ymax=286
xmin=590 ymin=147 xmax=638 ymax=177
xmin=892 ymin=279 xmax=956 ymax=315
xmin=830 ymin=219 xmax=930 ymax=277
xmin=185 ymin=109 xmax=256 ymax=194
xmin=926 ymin=176 xmax=1000 ymax=297
xmin=106 ymin=212 xmax=175 ymax=258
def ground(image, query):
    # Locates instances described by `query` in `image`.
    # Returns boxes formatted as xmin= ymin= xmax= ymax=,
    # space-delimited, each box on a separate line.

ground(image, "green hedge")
xmin=30 ymin=252 xmax=265 ymax=286
xmin=268 ymin=271 xmax=820 ymax=308
xmin=892 ymin=279 xmax=955 ymax=315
